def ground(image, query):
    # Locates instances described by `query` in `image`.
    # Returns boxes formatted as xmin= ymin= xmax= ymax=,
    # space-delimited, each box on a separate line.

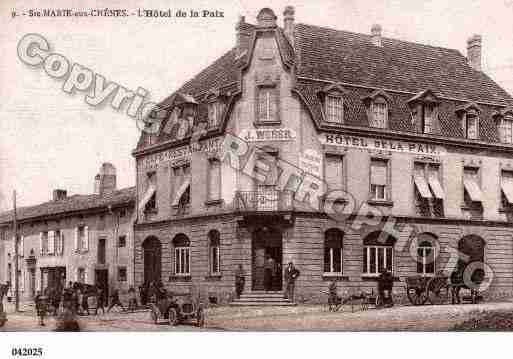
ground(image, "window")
xmin=422 ymin=103 xmax=436 ymax=134
xmin=207 ymin=102 xmax=222 ymax=128
xmin=208 ymin=230 xmax=221 ymax=275
xmin=501 ymin=170 xmax=513 ymax=208
xmin=119 ymin=209 xmax=127 ymax=218
xmin=413 ymin=162 xmax=444 ymax=217
xmin=499 ymin=115 xmax=513 ymax=144
xmin=54 ymin=230 xmax=64 ymax=255
xmin=118 ymin=267 xmax=127 ymax=282
xmin=417 ymin=240 xmax=436 ymax=275
xmin=40 ymin=231 xmax=48 ymax=256
xmin=324 ymin=155 xmax=344 ymax=191
xmin=173 ymin=234 xmax=190 ymax=276
xmin=207 ymin=159 xmax=221 ymax=201
xmin=324 ymin=229 xmax=343 ymax=274
xmin=362 ymin=232 xmax=395 ymax=276
xmin=257 ymin=87 xmax=277 ymax=122
xmin=464 ymin=113 xmax=479 ymax=139
xmin=76 ymin=226 xmax=89 ymax=252
xmin=370 ymin=159 xmax=389 ymax=201
xmin=144 ymin=172 xmax=157 ymax=212
xmin=172 ymin=164 xmax=191 ymax=207
xmin=77 ymin=268 xmax=85 ymax=283
xmin=371 ymin=101 xmax=387 ymax=128
xmin=325 ymin=95 xmax=344 ymax=123
xmin=463 ymin=167 xmax=482 ymax=203
xmin=118 ymin=235 xmax=127 ymax=248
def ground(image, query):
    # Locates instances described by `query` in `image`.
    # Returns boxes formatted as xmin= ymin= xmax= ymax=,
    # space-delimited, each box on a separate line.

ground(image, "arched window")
xmin=208 ymin=230 xmax=221 ymax=275
xmin=416 ymin=234 xmax=437 ymax=275
xmin=173 ymin=234 xmax=190 ymax=276
xmin=363 ymin=231 xmax=395 ymax=275
xmin=324 ymin=229 xmax=344 ymax=274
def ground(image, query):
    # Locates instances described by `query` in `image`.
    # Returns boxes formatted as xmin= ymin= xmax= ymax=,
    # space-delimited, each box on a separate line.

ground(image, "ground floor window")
xmin=209 ymin=230 xmax=221 ymax=275
xmin=417 ymin=240 xmax=436 ymax=275
xmin=173 ymin=234 xmax=191 ymax=276
xmin=118 ymin=267 xmax=127 ymax=282
xmin=362 ymin=231 xmax=396 ymax=275
xmin=324 ymin=229 xmax=344 ymax=274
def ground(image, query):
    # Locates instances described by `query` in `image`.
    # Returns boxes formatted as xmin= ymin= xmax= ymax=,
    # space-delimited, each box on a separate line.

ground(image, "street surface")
xmin=2 ymin=301 xmax=513 ymax=331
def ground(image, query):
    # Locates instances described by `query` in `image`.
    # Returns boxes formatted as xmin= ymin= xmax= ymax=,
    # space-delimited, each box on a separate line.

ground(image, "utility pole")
xmin=13 ymin=190 xmax=19 ymax=312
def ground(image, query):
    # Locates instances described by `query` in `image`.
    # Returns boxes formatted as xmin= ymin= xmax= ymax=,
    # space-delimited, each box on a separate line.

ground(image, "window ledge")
xmin=367 ymin=199 xmax=394 ymax=207
xmin=205 ymin=275 xmax=222 ymax=281
xmin=168 ymin=275 xmax=191 ymax=282
xmin=253 ymin=120 xmax=282 ymax=127
xmin=205 ymin=199 xmax=224 ymax=206
xmin=322 ymin=274 xmax=349 ymax=281
xmin=361 ymin=276 xmax=401 ymax=282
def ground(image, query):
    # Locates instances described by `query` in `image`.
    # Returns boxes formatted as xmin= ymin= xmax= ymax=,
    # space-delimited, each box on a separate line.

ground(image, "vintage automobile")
xmin=149 ymin=292 xmax=205 ymax=327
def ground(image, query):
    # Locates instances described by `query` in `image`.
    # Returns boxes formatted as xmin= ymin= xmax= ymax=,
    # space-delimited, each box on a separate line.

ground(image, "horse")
xmin=450 ymin=264 xmax=484 ymax=304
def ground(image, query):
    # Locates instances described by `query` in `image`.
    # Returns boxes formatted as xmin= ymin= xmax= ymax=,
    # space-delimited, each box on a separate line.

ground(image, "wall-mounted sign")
xmin=240 ymin=128 xmax=296 ymax=142
xmin=299 ymin=149 xmax=323 ymax=178
xmin=320 ymin=133 xmax=446 ymax=155
xmin=139 ymin=137 xmax=222 ymax=170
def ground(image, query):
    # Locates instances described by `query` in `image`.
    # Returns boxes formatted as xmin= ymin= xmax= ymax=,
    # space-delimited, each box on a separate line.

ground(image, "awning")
xmin=463 ymin=178 xmax=483 ymax=202
xmin=172 ymin=178 xmax=191 ymax=206
xmin=502 ymin=177 xmax=513 ymax=204
xmin=138 ymin=184 xmax=156 ymax=210
xmin=414 ymin=175 xmax=432 ymax=199
xmin=428 ymin=175 xmax=445 ymax=199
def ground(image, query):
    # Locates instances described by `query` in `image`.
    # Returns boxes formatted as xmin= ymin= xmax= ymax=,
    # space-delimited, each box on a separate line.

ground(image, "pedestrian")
xmin=138 ymin=285 xmax=145 ymax=306
xmin=377 ymin=268 xmax=394 ymax=307
xmin=55 ymin=307 xmax=80 ymax=332
xmin=264 ymin=256 xmax=275 ymax=292
xmin=107 ymin=289 xmax=125 ymax=313
xmin=34 ymin=290 xmax=48 ymax=326
xmin=95 ymin=286 xmax=105 ymax=315
xmin=52 ymin=286 xmax=62 ymax=316
xmin=72 ymin=285 xmax=80 ymax=315
xmin=81 ymin=288 xmax=90 ymax=316
xmin=283 ymin=262 xmax=300 ymax=302
xmin=234 ymin=264 xmax=245 ymax=298
xmin=128 ymin=286 xmax=137 ymax=312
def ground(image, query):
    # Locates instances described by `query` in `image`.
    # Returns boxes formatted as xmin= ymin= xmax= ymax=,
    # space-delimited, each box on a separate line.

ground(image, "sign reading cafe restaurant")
xmin=321 ymin=133 xmax=446 ymax=155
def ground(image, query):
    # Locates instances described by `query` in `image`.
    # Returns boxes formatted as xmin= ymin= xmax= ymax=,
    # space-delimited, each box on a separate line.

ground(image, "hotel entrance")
xmin=251 ymin=227 xmax=283 ymax=291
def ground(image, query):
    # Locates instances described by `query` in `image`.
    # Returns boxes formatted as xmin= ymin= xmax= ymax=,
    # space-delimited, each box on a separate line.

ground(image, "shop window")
xmin=324 ymin=229 xmax=344 ymax=274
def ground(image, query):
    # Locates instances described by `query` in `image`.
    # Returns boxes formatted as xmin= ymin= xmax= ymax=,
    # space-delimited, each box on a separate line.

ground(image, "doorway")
xmin=142 ymin=237 xmax=162 ymax=285
xmin=252 ymin=227 xmax=283 ymax=291
xmin=95 ymin=269 xmax=109 ymax=302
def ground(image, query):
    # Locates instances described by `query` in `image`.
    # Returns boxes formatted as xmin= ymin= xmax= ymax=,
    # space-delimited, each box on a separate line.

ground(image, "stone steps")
xmin=230 ymin=291 xmax=296 ymax=306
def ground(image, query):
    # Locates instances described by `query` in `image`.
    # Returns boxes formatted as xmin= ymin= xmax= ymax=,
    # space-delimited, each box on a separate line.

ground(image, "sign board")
xmin=239 ymin=128 xmax=296 ymax=142
xmin=321 ymin=133 xmax=446 ymax=155
xmin=139 ymin=137 xmax=222 ymax=170
xmin=299 ymin=149 xmax=323 ymax=178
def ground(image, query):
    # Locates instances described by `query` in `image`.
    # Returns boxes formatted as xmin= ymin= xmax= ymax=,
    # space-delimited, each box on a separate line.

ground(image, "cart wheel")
xmin=196 ymin=309 xmax=205 ymax=327
xmin=427 ymin=283 xmax=450 ymax=305
xmin=168 ymin=308 xmax=178 ymax=326
xmin=407 ymin=287 xmax=428 ymax=305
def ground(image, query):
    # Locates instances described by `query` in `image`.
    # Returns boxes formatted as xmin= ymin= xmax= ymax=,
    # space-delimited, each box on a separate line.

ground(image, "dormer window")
xmin=325 ymin=95 xmax=344 ymax=123
xmin=407 ymin=90 xmax=440 ymax=134
xmin=371 ymin=100 xmax=387 ymax=128
xmin=257 ymin=86 xmax=278 ymax=123
xmin=207 ymin=101 xmax=221 ymax=128
xmin=456 ymin=103 xmax=481 ymax=140
xmin=499 ymin=113 xmax=513 ymax=144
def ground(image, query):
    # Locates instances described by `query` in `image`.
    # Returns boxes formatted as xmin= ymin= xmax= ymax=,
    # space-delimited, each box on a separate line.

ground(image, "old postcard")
xmin=1 ymin=0 xmax=513 ymax=356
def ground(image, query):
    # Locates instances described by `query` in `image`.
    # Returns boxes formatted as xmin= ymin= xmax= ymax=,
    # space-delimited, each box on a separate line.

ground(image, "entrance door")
xmin=252 ymin=227 xmax=283 ymax=291
xmin=95 ymin=269 xmax=109 ymax=301
xmin=142 ymin=237 xmax=162 ymax=285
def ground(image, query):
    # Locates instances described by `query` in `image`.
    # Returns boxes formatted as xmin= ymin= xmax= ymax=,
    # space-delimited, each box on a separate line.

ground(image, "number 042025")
xmin=11 ymin=348 xmax=43 ymax=357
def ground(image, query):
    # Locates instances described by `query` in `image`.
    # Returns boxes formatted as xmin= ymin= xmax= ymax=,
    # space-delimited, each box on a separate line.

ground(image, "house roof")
xmin=136 ymin=17 xmax=513 ymax=150
xmin=0 ymin=187 xmax=135 ymax=225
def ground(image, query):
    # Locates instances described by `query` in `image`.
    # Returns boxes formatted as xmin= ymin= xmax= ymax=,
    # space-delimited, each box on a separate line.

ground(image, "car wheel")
xmin=196 ymin=309 xmax=205 ymax=327
xmin=168 ymin=308 xmax=178 ymax=326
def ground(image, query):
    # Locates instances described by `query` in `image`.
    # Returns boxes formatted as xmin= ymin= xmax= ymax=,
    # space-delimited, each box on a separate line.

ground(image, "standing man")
xmin=283 ymin=262 xmax=300 ymax=302
xmin=264 ymin=256 xmax=275 ymax=292
xmin=34 ymin=290 xmax=48 ymax=326
xmin=234 ymin=264 xmax=245 ymax=299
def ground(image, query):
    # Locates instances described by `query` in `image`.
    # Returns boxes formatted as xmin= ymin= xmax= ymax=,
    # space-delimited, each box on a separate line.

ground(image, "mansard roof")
xmin=0 ymin=187 xmax=135 ymax=225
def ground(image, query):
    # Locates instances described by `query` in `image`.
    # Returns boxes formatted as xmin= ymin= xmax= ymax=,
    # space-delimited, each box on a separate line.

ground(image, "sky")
xmin=0 ymin=0 xmax=512 ymax=211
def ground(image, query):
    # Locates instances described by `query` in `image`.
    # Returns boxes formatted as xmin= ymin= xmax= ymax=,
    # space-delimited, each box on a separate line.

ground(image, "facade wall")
xmin=0 ymin=206 xmax=134 ymax=301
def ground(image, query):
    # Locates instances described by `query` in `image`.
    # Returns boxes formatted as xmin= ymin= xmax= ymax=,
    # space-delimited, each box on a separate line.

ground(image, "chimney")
xmin=52 ymin=189 xmax=67 ymax=201
xmin=256 ymin=8 xmax=277 ymax=28
xmin=371 ymin=24 xmax=382 ymax=47
xmin=283 ymin=6 xmax=295 ymax=47
xmin=467 ymin=34 xmax=482 ymax=71
xmin=94 ymin=163 xmax=117 ymax=196
xmin=235 ymin=15 xmax=251 ymax=58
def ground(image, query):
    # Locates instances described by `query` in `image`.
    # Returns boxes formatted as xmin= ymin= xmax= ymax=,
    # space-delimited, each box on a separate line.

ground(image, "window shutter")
xmin=325 ymin=156 xmax=343 ymax=191
xmin=74 ymin=227 xmax=79 ymax=252
xmin=39 ymin=232 xmax=44 ymax=255
xmin=84 ymin=226 xmax=89 ymax=251
xmin=370 ymin=160 xmax=388 ymax=185
xmin=47 ymin=231 xmax=55 ymax=254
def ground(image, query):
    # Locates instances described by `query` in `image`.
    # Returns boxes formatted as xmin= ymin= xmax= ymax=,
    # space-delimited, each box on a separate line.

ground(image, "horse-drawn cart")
xmin=405 ymin=274 xmax=450 ymax=305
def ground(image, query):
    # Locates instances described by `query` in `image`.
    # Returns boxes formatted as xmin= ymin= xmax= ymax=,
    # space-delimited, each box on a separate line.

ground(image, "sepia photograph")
xmin=1 ymin=0 xmax=513 ymax=356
